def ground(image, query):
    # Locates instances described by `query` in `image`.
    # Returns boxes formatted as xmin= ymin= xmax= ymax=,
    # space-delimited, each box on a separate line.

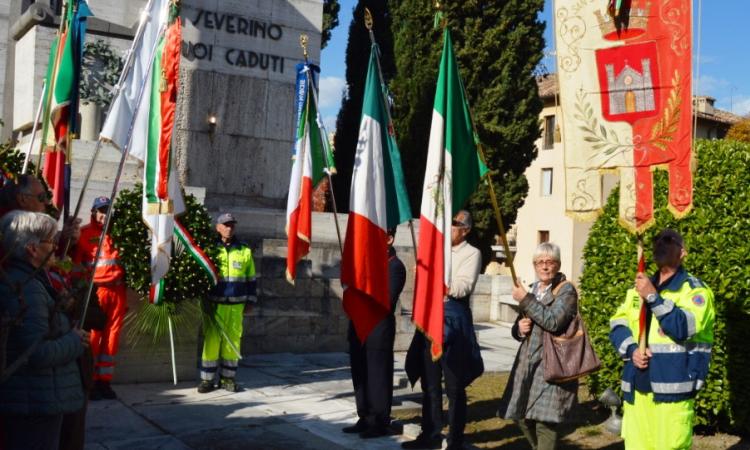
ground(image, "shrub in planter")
xmin=110 ymin=184 xmax=217 ymax=345
xmin=580 ymin=139 xmax=750 ymax=432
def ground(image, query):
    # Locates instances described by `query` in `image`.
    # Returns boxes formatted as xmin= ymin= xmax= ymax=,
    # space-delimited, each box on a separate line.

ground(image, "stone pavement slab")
xmin=86 ymin=322 xmax=520 ymax=450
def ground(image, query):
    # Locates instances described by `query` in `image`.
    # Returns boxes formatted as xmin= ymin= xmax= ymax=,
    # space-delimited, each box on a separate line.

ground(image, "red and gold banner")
xmin=555 ymin=0 xmax=692 ymax=233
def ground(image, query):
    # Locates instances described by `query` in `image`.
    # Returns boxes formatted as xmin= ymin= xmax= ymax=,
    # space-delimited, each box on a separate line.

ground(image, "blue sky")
xmin=319 ymin=0 xmax=749 ymax=131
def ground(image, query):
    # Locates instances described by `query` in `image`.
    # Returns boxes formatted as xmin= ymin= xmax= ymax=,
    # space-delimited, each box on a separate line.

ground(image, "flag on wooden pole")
xmin=413 ymin=28 xmax=488 ymax=359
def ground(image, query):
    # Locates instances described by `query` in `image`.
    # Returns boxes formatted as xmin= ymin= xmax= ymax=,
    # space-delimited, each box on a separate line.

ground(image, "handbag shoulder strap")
xmin=552 ymin=280 xmax=574 ymax=297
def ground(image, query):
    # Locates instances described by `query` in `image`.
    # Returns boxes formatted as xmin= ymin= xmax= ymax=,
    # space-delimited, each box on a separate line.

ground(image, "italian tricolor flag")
xmin=285 ymin=62 xmax=333 ymax=283
xmin=413 ymin=28 xmax=488 ymax=359
xmin=341 ymin=43 xmax=412 ymax=343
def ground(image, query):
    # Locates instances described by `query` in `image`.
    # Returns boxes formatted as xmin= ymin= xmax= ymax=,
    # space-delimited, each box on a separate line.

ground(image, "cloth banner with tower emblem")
xmin=554 ymin=0 xmax=692 ymax=233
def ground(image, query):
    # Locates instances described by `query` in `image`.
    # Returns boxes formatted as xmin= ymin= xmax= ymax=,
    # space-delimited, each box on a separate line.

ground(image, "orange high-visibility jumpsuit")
xmin=73 ymin=222 xmax=126 ymax=382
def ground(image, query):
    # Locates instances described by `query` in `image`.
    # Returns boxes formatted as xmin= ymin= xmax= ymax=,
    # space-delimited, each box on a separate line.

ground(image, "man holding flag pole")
xmin=403 ymin=21 xmax=490 ymax=450
xmin=340 ymin=9 xmax=411 ymax=438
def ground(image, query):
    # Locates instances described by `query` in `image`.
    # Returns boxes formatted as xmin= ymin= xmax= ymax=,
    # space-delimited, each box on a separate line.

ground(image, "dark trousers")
xmin=59 ymin=345 xmax=94 ymax=450
xmin=348 ymin=316 xmax=396 ymax=428
xmin=2 ymin=414 xmax=63 ymax=450
xmin=420 ymin=341 xmax=467 ymax=446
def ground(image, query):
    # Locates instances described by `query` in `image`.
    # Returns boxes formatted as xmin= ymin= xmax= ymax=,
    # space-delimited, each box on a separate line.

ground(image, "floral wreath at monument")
xmin=110 ymin=184 xmax=218 ymax=345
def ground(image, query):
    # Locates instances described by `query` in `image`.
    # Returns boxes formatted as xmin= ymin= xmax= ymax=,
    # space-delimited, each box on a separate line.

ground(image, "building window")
xmin=538 ymin=230 xmax=550 ymax=243
xmin=541 ymin=168 xmax=553 ymax=196
xmin=543 ymin=115 xmax=556 ymax=149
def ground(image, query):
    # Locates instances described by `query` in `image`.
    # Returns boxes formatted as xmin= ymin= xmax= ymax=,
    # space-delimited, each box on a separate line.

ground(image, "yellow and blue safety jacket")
xmin=609 ymin=266 xmax=714 ymax=403
xmin=209 ymin=238 xmax=257 ymax=304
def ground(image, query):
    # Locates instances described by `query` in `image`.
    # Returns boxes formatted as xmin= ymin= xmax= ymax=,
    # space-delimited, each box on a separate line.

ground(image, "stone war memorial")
xmin=0 ymin=0 xmax=511 ymax=383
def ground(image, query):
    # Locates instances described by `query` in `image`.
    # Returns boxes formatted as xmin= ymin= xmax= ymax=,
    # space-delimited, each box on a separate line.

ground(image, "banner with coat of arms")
xmin=554 ymin=0 xmax=692 ymax=233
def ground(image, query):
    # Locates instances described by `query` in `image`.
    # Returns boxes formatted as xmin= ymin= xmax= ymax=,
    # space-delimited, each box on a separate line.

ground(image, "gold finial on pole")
xmin=299 ymin=34 xmax=309 ymax=60
xmin=364 ymin=7 xmax=374 ymax=31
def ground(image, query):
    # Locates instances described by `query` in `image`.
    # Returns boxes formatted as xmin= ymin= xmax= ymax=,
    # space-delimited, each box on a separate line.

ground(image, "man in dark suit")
xmin=343 ymin=227 xmax=407 ymax=438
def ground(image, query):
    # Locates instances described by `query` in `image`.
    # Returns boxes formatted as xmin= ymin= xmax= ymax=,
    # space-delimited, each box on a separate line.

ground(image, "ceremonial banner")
xmin=414 ymin=29 xmax=488 ymax=360
xmin=40 ymin=0 xmax=92 ymax=212
xmin=101 ymin=0 xmax=217 ymax=303
xmin=141 ymin=4 xmax=181 ymax=304
xmin=554 ymin=0 xmax=692 ymax=232
xmin=341 ymin=44 xmax=412 ymax=343
xmin=285 ymin=62 xmax=330 ymax=283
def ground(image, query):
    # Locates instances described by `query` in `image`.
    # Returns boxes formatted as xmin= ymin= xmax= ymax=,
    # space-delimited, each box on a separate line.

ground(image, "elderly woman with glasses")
xmin=497 ymin=242 xmax=579 ymax=450
xmin=0 ymin=211 xmax=88 ymax=450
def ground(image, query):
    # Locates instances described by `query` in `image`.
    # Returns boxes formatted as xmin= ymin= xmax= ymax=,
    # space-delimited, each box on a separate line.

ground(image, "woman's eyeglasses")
xmin=533 ymin=259 xmax=557 ymax=267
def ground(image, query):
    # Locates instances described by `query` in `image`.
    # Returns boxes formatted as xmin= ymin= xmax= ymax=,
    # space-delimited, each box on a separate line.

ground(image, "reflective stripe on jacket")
xmin=73 ymin=222 xmax=125 ymax=284
xmin=209 ymin=238 xmax=256 ymax=304
xmin=609 ymin=267 xmax=715 ymax=403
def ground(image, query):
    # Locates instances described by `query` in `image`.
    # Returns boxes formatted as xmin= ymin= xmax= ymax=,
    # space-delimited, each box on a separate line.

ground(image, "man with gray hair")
xmin=403 ymin=210 xmax=484 ymax=450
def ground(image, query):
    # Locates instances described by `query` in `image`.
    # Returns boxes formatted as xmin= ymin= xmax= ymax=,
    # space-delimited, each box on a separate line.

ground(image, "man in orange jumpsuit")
xmin=73 ymin=196 xmax=126 ymax=400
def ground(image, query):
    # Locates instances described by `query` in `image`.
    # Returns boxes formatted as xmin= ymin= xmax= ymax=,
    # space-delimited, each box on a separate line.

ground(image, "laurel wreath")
xmin=649 ymin=71 xmax=682 ymax=151
xmin=574 ymin=90 xmax=630 ymax=156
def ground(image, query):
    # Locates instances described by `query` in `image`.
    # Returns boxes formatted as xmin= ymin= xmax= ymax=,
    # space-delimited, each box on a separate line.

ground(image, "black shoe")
xmin=342 ymin=419 xmax=367 ymax=434
xmin=401 ymin=434 xmax=442 ymax=449
xmin=97 ymin=381 xmax=117 ymax=400
xmin=88 ymin=385 xmax=103 ymax=401
xmin=197 ymin=380 xmax=215 ymax=393
xmin=359 ymin=426 xmax=388 ymax=439
xmin=220 ymin=378 xmax=240 ymax=393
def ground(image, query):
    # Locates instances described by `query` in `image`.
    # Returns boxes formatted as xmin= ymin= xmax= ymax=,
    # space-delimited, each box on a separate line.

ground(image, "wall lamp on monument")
xmin=207 ymin=114 xmax=217 ymax=135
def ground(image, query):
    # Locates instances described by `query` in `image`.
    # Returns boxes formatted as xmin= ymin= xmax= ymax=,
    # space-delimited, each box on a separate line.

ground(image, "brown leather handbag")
xmin=542 ymin=281 xmax=601 ymax=383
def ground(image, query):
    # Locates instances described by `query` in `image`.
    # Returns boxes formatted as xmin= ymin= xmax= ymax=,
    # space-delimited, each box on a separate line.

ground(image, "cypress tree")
xmin=332 ymin=1 xmax=397 ymax=211
xmin=322 ymin=0 xmax=341 ymax=49
xmin=391 ymin=0 xmax=546 ymax=260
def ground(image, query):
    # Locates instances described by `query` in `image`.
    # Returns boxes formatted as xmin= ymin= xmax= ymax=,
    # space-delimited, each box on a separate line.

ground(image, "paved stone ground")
xmin=85 ymin=323 xmax=520 ymax=450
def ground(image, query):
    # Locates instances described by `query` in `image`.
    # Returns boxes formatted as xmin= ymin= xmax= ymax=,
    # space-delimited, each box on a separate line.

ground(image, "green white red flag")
xmin=341 ymin=43 xmax=412 ymax=343
xmin=413 ymin=28 xmax=488 ymax=359
xmin=285 ymin=62 xmax=334 ymax=283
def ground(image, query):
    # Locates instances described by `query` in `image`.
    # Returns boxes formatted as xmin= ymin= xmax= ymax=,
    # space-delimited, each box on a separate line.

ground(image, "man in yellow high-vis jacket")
xmin=198 ymin=213 xmax=257 ymax=393
xmin=609 ymin=229 xmax=715 ymax=450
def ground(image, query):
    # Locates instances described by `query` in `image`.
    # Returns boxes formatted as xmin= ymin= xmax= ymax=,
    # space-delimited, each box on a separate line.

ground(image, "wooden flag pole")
xmin=637 ymin=235 xmax=647 ymax=353
xmin=476 ymin=145 xmax=518 ymax=285
xmin=461 ymin=93 xmax=518 ymax=285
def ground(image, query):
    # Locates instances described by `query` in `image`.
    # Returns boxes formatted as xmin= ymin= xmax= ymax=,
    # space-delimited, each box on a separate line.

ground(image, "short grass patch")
xmin=393 ymin=372 xmax=746 ymax=449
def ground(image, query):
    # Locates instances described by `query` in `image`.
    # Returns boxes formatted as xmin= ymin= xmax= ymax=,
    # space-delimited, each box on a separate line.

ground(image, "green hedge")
xmin=580 ymin=139 xmax=750 ymax=432
xmin=111 ymin=184 xmax=217 ymax=343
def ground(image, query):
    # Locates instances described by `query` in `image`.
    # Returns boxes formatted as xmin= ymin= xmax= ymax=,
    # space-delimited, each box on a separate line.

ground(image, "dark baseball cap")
xmin=92 ymin=196 xmax=111 ymax=210
xmin=653 ymin=228 xmax=684 ymax=248
xmin=216 ymin=212 xmax=237 ymax=225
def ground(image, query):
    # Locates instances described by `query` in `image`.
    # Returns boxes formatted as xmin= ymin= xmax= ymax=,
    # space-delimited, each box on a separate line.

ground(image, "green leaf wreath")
xmin=110 ymin=184 xmax=217 ymax=345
